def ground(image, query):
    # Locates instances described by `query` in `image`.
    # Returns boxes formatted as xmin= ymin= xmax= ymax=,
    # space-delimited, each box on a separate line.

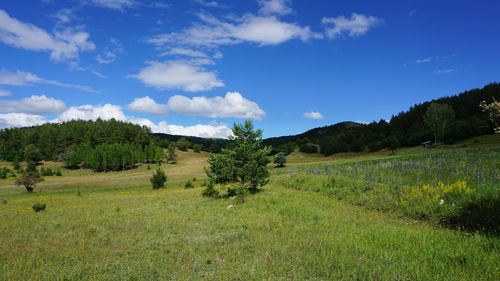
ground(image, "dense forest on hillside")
xmin=265 ymin=83 xmax=500 ymax=155
xmin=0 ymin=119 xmax=161 ymax=163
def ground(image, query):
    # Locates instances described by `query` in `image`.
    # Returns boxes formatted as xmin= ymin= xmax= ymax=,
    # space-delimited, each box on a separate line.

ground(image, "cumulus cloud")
xmin=0 ymin=69 xmax=99 ymax=93
xmin=148 ymin=12 xmax=318 ymax=48
xmin=0 ymin=95 xmax=66 ymax=114
xmin=131 ymin=117 xmax=231 ymax=138
xmin=128 ymin=96 xmax=167 ymax=115
xmin=322 ymin=13 xmax=382 ymax=38
xmin=0 ymin=113 xmax=47 ymax=128
xmin=258 ymin=0 xmax=292 ymax=16
xmin=303 ymin=111 xmax=323 ymax=119
xmin=133 ymin=60 xmax=224 ymax=92
xmin=0 ymin=9 xmax=95 ymax=62
xmin=58 ymin=103 xmax=126 ymax=122
xmin=167 ymin=92 xmax=265 ymax=119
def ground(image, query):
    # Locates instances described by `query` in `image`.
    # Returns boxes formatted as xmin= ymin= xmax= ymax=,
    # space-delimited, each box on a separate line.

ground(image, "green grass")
xmin=274 ymin=146 xmax=500 ymax=233
xmin=0 ymin=147 xmax=499 ymax=280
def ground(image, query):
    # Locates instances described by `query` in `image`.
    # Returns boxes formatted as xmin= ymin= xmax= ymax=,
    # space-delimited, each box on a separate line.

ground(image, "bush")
xmin=202 ymin=182 xmax=219 ymax=198
xmin=444 ymin=194 xmax=500 ymax=235
xmin=40 ymin=167 xmax=55 ymax=176
xmin=193 ymin=144 xmax=202 ymax=153
xmin=150 ymin=168 xmax=167 ymax=189
xmin=185 ymin=180 xmax=194 ymax=189
xmin=16 ymin=171 xmax=44 ymax=192
xmin=0 ymin=168 xmax=10 ymax=179
xmin=274 ymin=152 xmax=286 ymax=167
xmin=55 ymin=169 xmax=62 ymax=176
xmin=32 ymin=202 xmax=46 ymax=212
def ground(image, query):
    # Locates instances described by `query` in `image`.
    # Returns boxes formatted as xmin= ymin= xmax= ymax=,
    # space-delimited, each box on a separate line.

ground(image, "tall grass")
xmin=273 ymin=147 xmax=500 ymax=233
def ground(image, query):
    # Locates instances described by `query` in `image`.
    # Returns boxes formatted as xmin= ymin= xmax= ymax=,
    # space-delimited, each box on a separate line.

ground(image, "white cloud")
xmin=95 ymin=38 xmax=123 ymax=64
xmin=128 ymin=96 xmax=167 ymax=115
xmin=51 ymin=8 xmax=77 ymax=25
xmin=232 ymin=15 xmax=316 ymax=45
xmin=133 ymin=60 xmax=224 ymax=92
xmin=0 ymin=89 xmax=10 ymax=96
xmin=303 ymin=111 xmax=323 ymax=119
xmin=159 ymin=48 xmax=209 ymax=58
xmin=167 ymin=92 xmax=265 ymax=119
xmin=322 ymin=13 xmax=382 ymax=38
xmin=148 ymin=12 xmax=318 ymax=48
xmin=0 ymin=95 xmax=66 ymax=114
xmin=58 ymin=104 xmax=126 ymax=122
xmin=86 ymin=0 xmax=137 ymax=10
xmin=434 ymin=68 xmax=456 ymax=75
xmin=258 ymin=0 xmax=292 ymax=16
xmin=0 ymin=69 xmax=99 ymax=93
xmin=0 ymin=113 xmax=47 ymax=128
xmin=131 ymin=118 xmax=231 ymax=138
xmin=194 ymin=0 xmax=221 ymax=8
xmin=0 ymin=9 xmax=95 ymax=62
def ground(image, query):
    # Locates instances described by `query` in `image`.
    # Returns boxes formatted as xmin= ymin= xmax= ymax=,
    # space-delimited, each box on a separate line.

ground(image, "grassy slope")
xmin=0 ymin=141 xmax=499 ymax=280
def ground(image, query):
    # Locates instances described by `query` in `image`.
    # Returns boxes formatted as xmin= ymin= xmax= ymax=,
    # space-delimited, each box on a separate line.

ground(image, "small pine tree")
xmin=150 ymin=168 xmax=167 ymax=189
xmin=205 ymin=120 xmax=271 ymax=193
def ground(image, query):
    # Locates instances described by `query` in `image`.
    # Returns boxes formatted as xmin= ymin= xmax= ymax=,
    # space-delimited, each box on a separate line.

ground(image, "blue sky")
xmin=0 ymin=0 xmax=499 ymax=138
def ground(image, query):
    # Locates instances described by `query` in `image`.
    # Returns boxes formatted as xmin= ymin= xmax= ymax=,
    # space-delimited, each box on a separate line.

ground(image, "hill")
xmin=265 ymin=83 xmax=500 ymax=155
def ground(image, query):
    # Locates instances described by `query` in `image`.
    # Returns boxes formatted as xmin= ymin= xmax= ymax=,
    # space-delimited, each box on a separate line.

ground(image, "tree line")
xmin=0 ymin=119 xmax=172 ymax=172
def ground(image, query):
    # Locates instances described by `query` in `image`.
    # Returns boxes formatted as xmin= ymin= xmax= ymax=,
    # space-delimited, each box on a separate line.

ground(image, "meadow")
xmin=0 ymin=141 xmax=499 ymax=280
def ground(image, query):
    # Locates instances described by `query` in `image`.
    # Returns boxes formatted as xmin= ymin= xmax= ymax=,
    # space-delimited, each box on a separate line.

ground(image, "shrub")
xmin=202 ymin=182 xmax=219 ymax=198
xmin=185 ymin=180 xmax=194 ymax=189
xmin=16 ymin=171 xmax=44 ymax=192
xmin=193 ymin=144 xmax=202 ymax=153
xmin=0 ymin=168 xmax=10 ymax=179
xmin=41 ymin=167 xmax=55 ymax=176
xmin=55 ymin=169 xmax=62 ymax=176
xmin=274 ymin=152 xmax=286 ymax=167
xmin=150 ymin=168 xmax=167 ymax=189
xmin=32 ymin=202 xmax=46 ymax=212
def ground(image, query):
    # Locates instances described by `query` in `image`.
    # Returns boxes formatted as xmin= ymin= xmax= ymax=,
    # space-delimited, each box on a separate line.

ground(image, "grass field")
xmin=1 ymin=142 xmax=499 ymax=280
